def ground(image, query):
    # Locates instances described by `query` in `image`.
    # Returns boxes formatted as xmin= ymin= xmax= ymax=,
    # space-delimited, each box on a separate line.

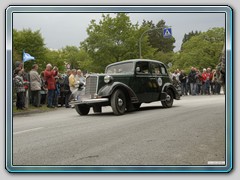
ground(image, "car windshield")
xmin=106 ymin=62 xmax=134 ymax=74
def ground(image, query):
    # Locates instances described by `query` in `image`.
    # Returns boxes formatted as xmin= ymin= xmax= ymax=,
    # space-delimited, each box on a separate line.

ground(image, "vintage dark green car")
xmin=70 ymin=59 xmax=180 ymax=116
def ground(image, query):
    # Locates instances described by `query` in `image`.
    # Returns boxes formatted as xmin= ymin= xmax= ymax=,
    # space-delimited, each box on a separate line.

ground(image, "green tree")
xmin=42 ymin=49 xmax=65 ymax=73
xmin=60 ymin=46 xmax=93 ymax=73
xmin=77 ymin=48 xmax=94 ymax=73
xmin=142 ymin=20 xmax=176 ymax=53
xmin=153 ymin=51 xmax=175 ymax=66
xmin=61 ymin=46 xmax=81 ymax=70
xmin=182 ymin=30 xmax=201 ymax=44
xmin=172 ymin=27 xmax=224 ymax=71
xmin=81 ymin=13 xmax=156 ymax=72
xmin=180 ymin=30 xmax=201 ymax=51
xmin=13 ymin=28 xmax=46 ymax=72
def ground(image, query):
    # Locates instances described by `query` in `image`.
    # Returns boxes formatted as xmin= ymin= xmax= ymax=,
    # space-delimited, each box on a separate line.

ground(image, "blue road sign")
xmin=163 ymin=28 xmax=172 ymax=38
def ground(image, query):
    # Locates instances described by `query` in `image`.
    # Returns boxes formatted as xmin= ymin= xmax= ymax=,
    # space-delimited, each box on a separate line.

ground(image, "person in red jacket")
xmin=44 ymin=63 xmax=58 ymax=108
xmin=202 ymin=68 xmax=211 ymax=95
xmin=207 ymin=67 xmax=214 ymax=94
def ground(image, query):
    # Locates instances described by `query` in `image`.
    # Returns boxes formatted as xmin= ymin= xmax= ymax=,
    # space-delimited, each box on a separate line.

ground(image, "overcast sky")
xmin=13 ymin=13 xmax=225 ymax=52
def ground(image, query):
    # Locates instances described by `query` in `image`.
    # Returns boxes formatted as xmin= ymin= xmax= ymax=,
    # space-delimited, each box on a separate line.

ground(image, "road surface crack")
xmin=78 ymin=155 xmax=99 ymax=160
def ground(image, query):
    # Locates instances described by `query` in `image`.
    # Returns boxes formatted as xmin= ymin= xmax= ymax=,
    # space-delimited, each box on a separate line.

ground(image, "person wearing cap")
xmin=29 ymin=64 xmax=41 ymax=107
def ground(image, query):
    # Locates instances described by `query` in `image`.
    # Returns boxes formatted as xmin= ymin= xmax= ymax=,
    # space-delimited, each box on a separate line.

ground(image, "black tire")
xmin=161 ymin=89 xmax=174 ymax=108
xmin=75 ymin=104 xmax=90 ymax=115
xmin=111 ymin=89 xmax=126 ymax=115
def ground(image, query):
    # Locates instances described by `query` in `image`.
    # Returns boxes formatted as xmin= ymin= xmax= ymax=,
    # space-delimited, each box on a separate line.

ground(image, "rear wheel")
xmin=111 ymin=89 xmax=126 ymax=115
xmin=161 ymin=89 xmax=174 ymax=108
xmin=75 ymin=104 xmax=90 ymax=115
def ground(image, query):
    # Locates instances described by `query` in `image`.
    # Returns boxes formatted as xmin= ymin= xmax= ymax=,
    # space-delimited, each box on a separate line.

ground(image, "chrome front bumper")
xmin=69 ymin=98 xmax=109 ymax=106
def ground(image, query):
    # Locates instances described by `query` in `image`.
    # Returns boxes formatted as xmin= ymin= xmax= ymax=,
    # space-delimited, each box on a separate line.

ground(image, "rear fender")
xmin=162 ymin=83 xmax=180 ymax=100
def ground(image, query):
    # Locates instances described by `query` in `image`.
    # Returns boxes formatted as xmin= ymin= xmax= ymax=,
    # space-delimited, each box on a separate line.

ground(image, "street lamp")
xmin=139 ymin=26 xmax=172 ymax=58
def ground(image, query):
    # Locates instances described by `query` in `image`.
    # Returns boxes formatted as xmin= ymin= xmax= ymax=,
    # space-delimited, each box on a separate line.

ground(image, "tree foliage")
xmin=13 ymin=19 xmax=224 ymax=76
xmin=61 ymin=46 xmax=81 ymax=69
xmin=77 ymin=48 xmax=94 ymax=73
xmin=42 ymin=49 xmax=65 ymax=73
xmin=13 ymin=28 xmax=93 ymax=74
xmin=181 ymin=30 xmax=201 ymax=50
xmin=142 ymin=20 xmax=176 ymax=53
xmin=153 ymin=51 xmax=175 ymax=66
xmin=61 ymin=46 xmax=93 ymax=72
xmin=172 ymin=27 xmax=225 ymax=72
xmin=13 ymin=29 xmax=46 ymax=71
xmin=81 ymin=13 xmax=156 ymax=72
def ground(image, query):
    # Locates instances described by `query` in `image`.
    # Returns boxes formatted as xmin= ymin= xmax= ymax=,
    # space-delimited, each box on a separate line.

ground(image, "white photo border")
xmin=5 ymin=5 xmax=233 ymax=173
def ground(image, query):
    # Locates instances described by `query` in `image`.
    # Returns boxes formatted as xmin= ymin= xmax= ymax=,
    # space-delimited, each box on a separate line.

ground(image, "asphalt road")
xmin=13 ymin=95 xmax=225 ymax=166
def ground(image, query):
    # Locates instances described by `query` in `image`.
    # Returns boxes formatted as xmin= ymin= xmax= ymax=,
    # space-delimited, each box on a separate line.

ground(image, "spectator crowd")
xmin=170 ymin=66 xmax=224 ymax=96
xmin=13 ymin=61 xmax=225 ymax=111
xmin=13 ymin=61 xmax=86 ymax=110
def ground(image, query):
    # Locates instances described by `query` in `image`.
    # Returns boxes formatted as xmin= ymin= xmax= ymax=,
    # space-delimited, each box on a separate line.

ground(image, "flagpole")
xmin=22 ymin=49 xmax=29 ymax=108
xmin=22 ymin=49 xmax=25 ymax=70
xmin=22 ymin=50 xmax=36 ymax=109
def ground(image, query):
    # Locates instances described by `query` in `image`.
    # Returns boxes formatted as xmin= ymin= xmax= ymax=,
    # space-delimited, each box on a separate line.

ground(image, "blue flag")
xmin=23 ymin=51 xmax=35 ymax=63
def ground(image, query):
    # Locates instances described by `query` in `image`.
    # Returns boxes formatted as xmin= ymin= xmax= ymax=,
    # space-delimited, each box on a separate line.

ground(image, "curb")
xmin=13 ymin=108 xmax=58 ymax=116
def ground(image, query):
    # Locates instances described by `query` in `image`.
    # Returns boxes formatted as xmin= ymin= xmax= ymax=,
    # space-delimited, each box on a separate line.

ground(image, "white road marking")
xmin=13 ymin=127 xmax=44 ymax=135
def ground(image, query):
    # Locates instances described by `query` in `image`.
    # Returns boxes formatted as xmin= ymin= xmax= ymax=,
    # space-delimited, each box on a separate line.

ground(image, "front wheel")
xmin=75 ymin=104 xmax=90 ymax=116
xmin=111 ymin=89 xmax=126 ymax=115
xmin=161 ymin=89 xmax=174 ymax=108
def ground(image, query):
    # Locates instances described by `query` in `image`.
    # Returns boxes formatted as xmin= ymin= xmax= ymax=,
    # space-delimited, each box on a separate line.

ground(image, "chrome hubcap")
xmin=118 ymin=98 xmax=123 ymax=107
xmin=166 ymin=95 xmax=171 ymax=101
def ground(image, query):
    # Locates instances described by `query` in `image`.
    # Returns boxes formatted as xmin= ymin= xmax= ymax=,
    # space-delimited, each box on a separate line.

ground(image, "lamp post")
xmin=139 ymin=28 xmax=159 ymax=59
xmin=139 ymin=26 xmax=172 ymax=58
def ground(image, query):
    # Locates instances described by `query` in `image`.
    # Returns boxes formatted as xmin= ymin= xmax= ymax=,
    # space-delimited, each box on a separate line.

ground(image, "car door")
xmin=159 ymin=63 xmax=170 ymax=87
xmin=132 ymin=61 xmax=156 ymax=103
xmin=149 ymin=62 xmax=164 ymax=101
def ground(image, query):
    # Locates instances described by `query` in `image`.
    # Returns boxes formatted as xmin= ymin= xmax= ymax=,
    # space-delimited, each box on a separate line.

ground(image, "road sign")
xmin=163 ymin=28 xmax=172 ymax=38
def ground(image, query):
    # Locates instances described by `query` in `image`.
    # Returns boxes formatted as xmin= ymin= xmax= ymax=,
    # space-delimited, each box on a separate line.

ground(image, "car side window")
xmin=151 ymin=63 xmax=161 ymax=76
xmin=160 ymin=64 xmax=168 ymax=75
xmin=136 ymin=62 xmax=150 ymax=74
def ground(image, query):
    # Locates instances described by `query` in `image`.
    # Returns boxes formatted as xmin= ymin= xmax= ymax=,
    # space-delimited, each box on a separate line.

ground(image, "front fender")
xmin=98 ymin=82 xmax=139 ymax=103
xmin=162 ymin=83 xmax=180 ymax=100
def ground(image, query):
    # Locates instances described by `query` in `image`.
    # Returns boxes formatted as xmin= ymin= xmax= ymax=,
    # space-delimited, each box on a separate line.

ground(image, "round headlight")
xmin=104 ymin=75 xmax=112 ymax=84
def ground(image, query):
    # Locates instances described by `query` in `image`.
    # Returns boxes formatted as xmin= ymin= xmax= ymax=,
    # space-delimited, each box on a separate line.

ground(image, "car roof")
xmin=106 ymin=59 xmax=165 ymax=67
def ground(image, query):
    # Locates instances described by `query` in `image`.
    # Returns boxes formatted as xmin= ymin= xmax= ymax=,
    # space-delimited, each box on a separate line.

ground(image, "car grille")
xmin=85 ymin=75 xmax=98 ymax=96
